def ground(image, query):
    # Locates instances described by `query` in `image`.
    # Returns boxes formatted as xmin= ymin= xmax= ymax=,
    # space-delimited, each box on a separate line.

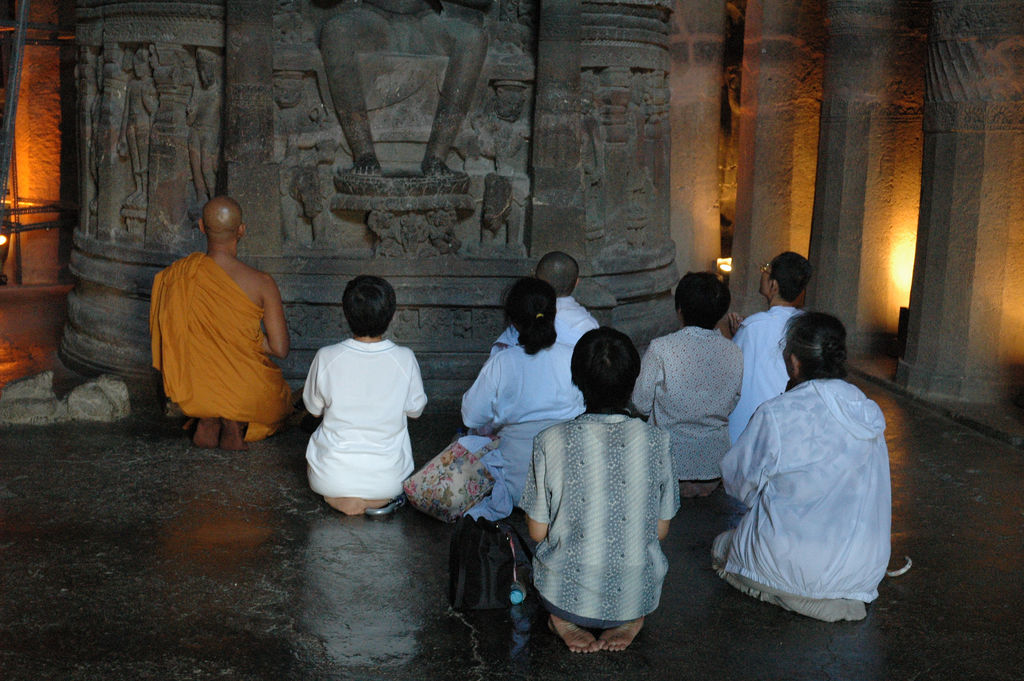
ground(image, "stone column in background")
xmin=897 ymin=1 xmax=1024 ymax=402
xmin=668 ymin=0 xmax=726 ymax=275
xmin=806 ymin=0 xmax=927 ymax=354
xmin=528 ymin=0 xmax=584 ymax=256
xmin=729 ymin=0 xmax=824 ymax=315
xmin=225 ymin=0 xmax=282 ymax=254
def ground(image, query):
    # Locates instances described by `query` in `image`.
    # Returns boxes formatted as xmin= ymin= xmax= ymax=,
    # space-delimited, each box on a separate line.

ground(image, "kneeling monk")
xmin=150 ymin=196 xmax=293 ymax=449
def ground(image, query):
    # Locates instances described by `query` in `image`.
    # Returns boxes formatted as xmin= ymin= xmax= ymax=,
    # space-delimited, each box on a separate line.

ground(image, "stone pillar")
xmin=896 ymin=2 xmax=1024 ymax=403
xmin=668 ymin=0 xmax=725 ymax=275
xmin=528 ymin=0 xmax=584 ymax=256
xmin=225 ymin=0 xmax=282 ymax=254
xmin=805 ymin=1 xmax=927 ymax=354
xmin=729 ymin=0 xmax=824 ymax=315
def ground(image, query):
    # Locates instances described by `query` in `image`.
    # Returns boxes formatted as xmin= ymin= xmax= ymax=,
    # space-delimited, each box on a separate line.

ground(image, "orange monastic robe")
xmin=150 ymin=253 xmax=292 ymax=441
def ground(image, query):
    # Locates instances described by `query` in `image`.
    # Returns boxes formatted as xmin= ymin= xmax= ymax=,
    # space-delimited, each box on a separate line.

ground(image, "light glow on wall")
xmin=888 ymin=222 xmax=917 ymax=308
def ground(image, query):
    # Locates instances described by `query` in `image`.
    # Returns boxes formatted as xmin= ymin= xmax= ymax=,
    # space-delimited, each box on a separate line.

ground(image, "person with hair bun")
xmin=713 ymin=312 xmax=892 ymax=621
xmin=461 ymin=277 xmax=585 ymax=520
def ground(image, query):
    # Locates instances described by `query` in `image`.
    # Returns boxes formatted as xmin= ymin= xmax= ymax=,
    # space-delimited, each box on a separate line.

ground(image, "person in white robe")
xmin=714 ymin=312 xmax=892 ymax=622
xmin=462 ymin=277 xmax=585 ymax=520
xmin=727 ymin=251 xmax=812 ymax=443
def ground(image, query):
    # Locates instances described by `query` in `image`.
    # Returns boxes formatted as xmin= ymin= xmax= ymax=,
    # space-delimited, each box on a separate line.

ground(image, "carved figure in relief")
xmin=187 ymin=48 xmax=223 ymax=205
xmin=76 ymin=47 xmax=100 ymax=232
xmin=117 ymin=45 xmax=157 ymax=210
xmin=320 ymin=0 xmax=492 ymax=176
xmin=469 ymin=79 xmax=530 ymax=174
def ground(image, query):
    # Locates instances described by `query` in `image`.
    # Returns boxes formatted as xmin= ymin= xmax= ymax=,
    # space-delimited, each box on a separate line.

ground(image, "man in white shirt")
xmin=491 ymin=251 xmax=599 ymax=355
xmin=727 ymin=251 xmax=812 ymax=443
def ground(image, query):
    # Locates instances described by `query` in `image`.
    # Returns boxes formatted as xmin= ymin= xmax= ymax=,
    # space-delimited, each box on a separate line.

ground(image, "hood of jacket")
xmin=808 ymin=379 xmax=886 ymax=441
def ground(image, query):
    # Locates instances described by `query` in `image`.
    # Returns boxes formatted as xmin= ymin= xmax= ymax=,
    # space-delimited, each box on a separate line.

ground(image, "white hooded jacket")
xmin=720 ymin=379 xmax=892 ymax=601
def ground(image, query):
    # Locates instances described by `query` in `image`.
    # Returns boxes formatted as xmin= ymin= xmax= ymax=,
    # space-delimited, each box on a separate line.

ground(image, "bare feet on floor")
xmin=548 ymin=615 xmax=602 ymax=653
xmin=598 ymin=617 xmax=644 ymax=652
xmin=219 ymin=419 xmax=248 ymax=451
xmin=679 ymin=479 xmax=720 ymax=498
xmin=192 ymin=418 xmax=220 ymax=448
xmin=324 ymin=496 xmax=391 ymax=516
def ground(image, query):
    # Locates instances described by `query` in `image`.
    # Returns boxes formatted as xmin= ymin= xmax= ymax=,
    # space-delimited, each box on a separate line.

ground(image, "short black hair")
xmin=505 ymin=277 xmax=557 ymax=354
xmin=571 ymin=327 xmax=641 ymax=412
xmin=784 ymin=311 xmax=847 ymax=380
xmin=343 ymin=275 xmax=396 ymax=338
xmin=770 ymin=251 xmax=812 ymax=302
xmin=675 ymin=272 xmax=731 ymax=329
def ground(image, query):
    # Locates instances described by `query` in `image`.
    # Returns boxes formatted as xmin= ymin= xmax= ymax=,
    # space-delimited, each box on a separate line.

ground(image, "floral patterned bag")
xmin=403 ymin=436 xmax=498 ymax=523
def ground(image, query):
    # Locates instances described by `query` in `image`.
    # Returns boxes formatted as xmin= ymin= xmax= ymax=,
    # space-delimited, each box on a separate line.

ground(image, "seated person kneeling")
xmin=303 ymin=275 xmax=428 ymax=516
xmin=521 ymin=327 xmax=680 ymax=653
xmin=714 ymin=312 xmax=891 ymax=621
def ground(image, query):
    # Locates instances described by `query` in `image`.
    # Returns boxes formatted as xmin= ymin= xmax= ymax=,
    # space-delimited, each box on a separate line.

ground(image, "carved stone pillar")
xmin=225 ymin=0 xmax=282 ymax=254
xmin=729 ymin=0 xmax=824 ymax=315
xmin=528 ymin=0 xmax=583 ymax=255
xmin=146 ymin=44 xmax=195 ymax=248
xmin=668 ymin=0 xmax=725 ymax=274
xmin=806 ymin=1 xmax=927 ymax=354
xmin=63 ymin=1 xmax=225 ymax=375
xmin=896 ymin=2 xmax=1024 ymax=402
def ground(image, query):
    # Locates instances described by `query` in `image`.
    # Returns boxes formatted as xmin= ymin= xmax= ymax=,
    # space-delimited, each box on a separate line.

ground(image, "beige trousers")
xmin=712 ymin=530 xmax=867 ymax=622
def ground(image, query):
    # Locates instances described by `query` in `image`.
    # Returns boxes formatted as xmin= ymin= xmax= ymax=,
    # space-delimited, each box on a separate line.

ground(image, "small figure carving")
xmin=366 ymin=207 xmax=461 ymax=257
xmin=76 ymin=46 xmax=101 ymax=233
xmin=118 ymin=45 xmax=157 ymax=211
xmin=187 ymin=48 xmax=222 ymax=205
xmin=320 ymin=0 xmax=493 ymax=176
xmin=481 ymin=173 xmax=512 ymax=244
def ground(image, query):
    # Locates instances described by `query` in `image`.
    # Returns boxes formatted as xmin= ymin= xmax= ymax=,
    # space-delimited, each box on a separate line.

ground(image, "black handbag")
xmin=448 ymin=515 xmax=533 ymax=610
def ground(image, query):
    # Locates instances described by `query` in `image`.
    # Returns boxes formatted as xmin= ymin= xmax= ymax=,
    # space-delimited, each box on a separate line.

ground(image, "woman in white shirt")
xmin=461 ymin=277 xmax=585 ymax=521
xmin=714 ymin=312 xmax=891 ymax=621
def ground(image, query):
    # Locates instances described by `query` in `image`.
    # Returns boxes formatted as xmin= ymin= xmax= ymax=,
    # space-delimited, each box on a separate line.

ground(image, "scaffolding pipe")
xmin=0 ymin=0 xmax=31 ymax=207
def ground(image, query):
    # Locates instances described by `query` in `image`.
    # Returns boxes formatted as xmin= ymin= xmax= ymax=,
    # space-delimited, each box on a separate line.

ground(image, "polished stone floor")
xmin=1 ymin=287 xmax=1022 ymax=680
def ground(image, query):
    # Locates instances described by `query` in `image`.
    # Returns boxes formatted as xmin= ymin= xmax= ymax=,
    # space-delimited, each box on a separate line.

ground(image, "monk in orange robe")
xmin=150 ymin=196 xmax=292 ymax=449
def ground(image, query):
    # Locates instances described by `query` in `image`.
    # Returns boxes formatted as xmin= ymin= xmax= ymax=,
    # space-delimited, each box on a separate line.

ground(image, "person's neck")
xmin=353 ymin=335 xmax=384 ymax=343
xmin=206 ymin=241 xmax=239 ymax=260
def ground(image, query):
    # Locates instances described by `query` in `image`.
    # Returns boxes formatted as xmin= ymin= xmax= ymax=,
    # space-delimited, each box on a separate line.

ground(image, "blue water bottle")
xmin=509 ymin=580 xmax=526 ymax=605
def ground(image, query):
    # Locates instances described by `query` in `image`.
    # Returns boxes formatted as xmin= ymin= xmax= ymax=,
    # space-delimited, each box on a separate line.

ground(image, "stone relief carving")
xmin=187 ymin=48 xmax=222 ymax=206
xmin=76 ymin=46 xmax=101 ymax=236
xmin=580 ymin=65 xmax=667 ymax=255
xmin=320 ymin=0 xmax=493 ymax=177
xmin=117 ymin=45 xmax=157 ymax=234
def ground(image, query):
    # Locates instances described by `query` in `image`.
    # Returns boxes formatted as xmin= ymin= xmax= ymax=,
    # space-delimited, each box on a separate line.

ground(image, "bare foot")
xmin=598 ymin=617 xmax=644 ymax=652
xmin=192 ymin=418 xmax=220 ymax=448
xmin=219 ymin=419 xmax=249 ymax=451
xmin=324 ymin=496 xmax=391 ymax=516
xmin=548 ymin=615 xmax=602 ymax=653
xmin=679 ymin=479 xmax=719 ymax=498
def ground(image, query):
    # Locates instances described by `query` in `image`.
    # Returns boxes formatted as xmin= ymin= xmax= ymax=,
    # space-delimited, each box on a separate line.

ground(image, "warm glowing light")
xmin=716 ymin=257 xmax=733 ymax=274
xmin=0 ymin=234 xmax=7 ymax=247
xmin=889 ymin=230 xmax=917 ymax=306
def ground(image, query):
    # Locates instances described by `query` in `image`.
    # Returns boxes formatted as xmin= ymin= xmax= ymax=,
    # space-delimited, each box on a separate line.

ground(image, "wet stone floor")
xmin=1 ymin=288 xmax=1023 ymax=680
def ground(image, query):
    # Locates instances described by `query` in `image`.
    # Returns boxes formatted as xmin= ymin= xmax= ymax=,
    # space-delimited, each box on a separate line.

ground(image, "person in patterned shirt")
xmin=521 ymin=327 xmax=679 ymax=653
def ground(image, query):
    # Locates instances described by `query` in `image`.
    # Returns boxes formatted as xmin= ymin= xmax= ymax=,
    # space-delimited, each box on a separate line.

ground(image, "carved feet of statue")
xmin=348 ymin=153 xmax=382 ymax=176
xmin=421 ymin=154 xmax=457 ymax=177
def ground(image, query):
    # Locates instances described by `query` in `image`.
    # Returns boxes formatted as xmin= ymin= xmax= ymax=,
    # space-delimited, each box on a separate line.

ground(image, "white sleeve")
xmin=404 ymin=353 xmax=428 ymax=418
xmin=721 ymin=405 xmax=780 ymax=509
xmin=630 ymin=344 xmax=661 ymax=416
xmin=302 ymin=351 xmax=324 ymax=417
xmin=461 ymin=357 xmax=501 ymax=429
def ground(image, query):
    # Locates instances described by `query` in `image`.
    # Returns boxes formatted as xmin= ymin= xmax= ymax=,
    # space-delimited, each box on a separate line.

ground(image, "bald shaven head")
xmin=535 ymin=251 xmax=579 ymax=297
xmin=201 ymin=196 xmax=243 ymax=244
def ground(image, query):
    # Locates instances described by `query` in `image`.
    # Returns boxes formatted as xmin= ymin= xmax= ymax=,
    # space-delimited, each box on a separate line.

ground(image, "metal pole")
xmin=0 ymin=0 xmax=31 ymax=207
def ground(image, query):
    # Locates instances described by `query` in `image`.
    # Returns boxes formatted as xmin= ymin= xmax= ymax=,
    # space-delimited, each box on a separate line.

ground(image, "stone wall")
xmin=62 ymin=0 xmax=678 ymax=406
